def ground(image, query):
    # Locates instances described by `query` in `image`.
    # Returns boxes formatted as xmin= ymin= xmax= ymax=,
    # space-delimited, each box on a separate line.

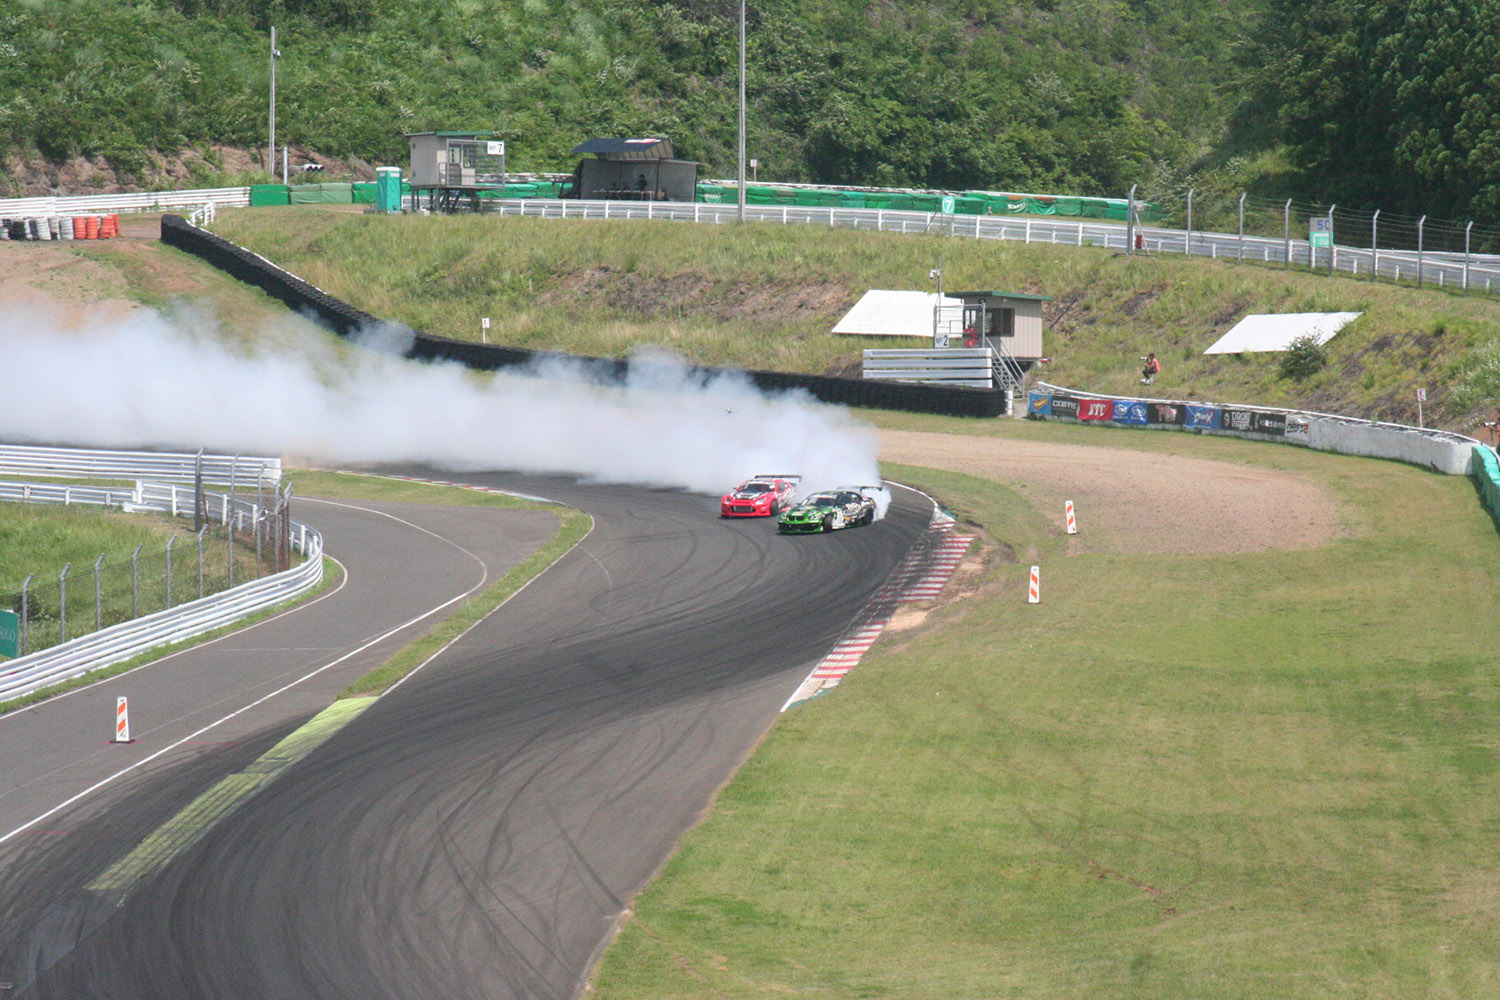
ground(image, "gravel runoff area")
xmin=877 ymin=428 xmax=1345 ymax=556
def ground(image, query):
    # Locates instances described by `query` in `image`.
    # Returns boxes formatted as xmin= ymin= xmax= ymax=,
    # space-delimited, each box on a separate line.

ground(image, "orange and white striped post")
xmin=1027 ymin=565 xmax=1040 ymax=604
xmin=113 ymin=696 xmax=132 ymax=743
xmin=1065 ymin=500 xmax=1078 ymax=535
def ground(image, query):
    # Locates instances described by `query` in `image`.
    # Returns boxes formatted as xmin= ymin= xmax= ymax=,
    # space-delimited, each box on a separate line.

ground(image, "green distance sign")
xmin=1310 ymin=217 xmax=1333 ymax=248
xmin=0 ymin=609 xmax=18 ymax=658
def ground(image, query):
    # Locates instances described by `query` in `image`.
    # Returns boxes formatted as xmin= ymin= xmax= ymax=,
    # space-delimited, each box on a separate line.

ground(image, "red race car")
xmin=720 ymin=474 xmax=801 ymax=518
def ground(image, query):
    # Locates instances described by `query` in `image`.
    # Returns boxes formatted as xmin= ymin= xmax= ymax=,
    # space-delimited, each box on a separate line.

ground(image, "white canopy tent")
xmin=833 ymin=289 xmax=961 ymax=338
xmin=1204 ymin=312 xmax=1362 ymax=354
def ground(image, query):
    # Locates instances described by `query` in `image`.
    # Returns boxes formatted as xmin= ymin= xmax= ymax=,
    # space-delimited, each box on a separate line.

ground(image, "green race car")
xmin=777 ymin=487 xmax=878 ymax=533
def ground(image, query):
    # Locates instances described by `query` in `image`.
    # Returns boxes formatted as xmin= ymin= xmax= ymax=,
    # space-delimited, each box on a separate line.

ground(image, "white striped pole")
xmin=113 ymin=696 xmax=132 ymax=743
xmin=1065 ymin=500 xmax=1078 ymax=535
xmin=1027 ymin=565 xmax=1040 ymax=604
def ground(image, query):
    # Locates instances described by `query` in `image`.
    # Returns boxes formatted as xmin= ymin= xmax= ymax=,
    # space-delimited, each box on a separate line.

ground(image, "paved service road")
xmin=0 ymin=472 xmax=935 ymax=999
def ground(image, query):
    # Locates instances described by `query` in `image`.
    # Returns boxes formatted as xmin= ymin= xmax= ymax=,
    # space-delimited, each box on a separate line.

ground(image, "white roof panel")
xmin=833 ymin=289 xmax=961 ymax=338
xmin=1204 ymin=312 xmax=1361 ymax=354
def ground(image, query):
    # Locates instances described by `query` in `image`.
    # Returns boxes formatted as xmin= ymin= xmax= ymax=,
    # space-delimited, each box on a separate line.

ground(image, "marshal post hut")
xmin=564 ymin=137 xmax=699 ymax=202
xmin=405 ymin=131 xmax=508 ymax=212
xmin=947 ymin=289 xmax=1051 ymax=366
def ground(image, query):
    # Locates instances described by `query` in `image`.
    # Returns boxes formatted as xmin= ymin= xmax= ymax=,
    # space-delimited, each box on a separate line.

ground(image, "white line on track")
xmin=0 ymin=496 xmax=496 ymax=848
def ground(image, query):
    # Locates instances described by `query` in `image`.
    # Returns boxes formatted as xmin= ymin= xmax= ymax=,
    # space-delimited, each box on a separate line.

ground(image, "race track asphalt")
xmin=0 ymin=471 xmax=935 ymax=999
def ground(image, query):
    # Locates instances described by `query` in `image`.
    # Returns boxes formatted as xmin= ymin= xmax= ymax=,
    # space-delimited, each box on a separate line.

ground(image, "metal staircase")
xmin=984 ymin=335 xmax=1024 ymax=400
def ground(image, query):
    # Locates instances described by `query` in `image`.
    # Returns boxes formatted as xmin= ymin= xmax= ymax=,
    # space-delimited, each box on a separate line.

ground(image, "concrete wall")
xmin=1305 ymin=416 xmax=1475 ymax=475
xmin=1031 ymin=381 xmax=1481 ymax=476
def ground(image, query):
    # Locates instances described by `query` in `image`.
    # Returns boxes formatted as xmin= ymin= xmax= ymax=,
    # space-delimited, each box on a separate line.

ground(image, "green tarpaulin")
xmin=249 ymin=184 xmax=289 ymax=207
xmin=288 ymin=183 xmax=353 ymax=205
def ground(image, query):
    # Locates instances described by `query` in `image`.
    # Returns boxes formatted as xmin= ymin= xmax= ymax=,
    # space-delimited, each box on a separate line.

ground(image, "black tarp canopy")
xmin=568 ymin=137 xmax=676 ymax=160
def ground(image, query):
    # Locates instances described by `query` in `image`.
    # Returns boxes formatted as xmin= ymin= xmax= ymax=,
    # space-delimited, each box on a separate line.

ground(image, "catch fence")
xmin=2 ymin=480 xmax=298 ymax=659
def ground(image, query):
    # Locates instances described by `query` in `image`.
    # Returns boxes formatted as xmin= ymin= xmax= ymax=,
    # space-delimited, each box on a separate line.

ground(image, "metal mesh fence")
xmin=1146 ymin=186 xmax=1500 ymax=259
xmin=1 ymin=484 xmax=296 ymax=658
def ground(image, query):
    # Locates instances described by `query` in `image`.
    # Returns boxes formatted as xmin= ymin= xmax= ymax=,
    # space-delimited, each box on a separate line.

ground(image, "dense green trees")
xmin=0 ymin=0 xmax=1251 ymax=195
xmin=4 ymin=0 xmax=1498 ymax=225
xmin=1254 ymin=0 xmax=1500 ymax=221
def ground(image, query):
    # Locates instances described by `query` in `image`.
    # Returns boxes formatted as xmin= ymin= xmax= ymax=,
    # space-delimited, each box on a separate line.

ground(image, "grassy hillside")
xmin=0 ymin=0 xmax=1257 ymax=198
xmin=211 ymin=207 xmax=1500 ymax=433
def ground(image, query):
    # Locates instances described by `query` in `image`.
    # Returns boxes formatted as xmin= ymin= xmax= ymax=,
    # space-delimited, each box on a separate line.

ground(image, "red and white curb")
xmin=783 ymin=509 xmax=973 ymax=711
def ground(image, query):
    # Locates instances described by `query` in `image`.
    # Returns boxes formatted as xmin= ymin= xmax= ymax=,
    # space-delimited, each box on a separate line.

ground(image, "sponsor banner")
xmin=1049 ymin=394 xmax=1080 ymax=419
xmin=1251 ymin=411 xmax=1287 ymax=434
xmin=1028 ymin=392 xmax=1052 ymax=417
xmin=1112 ymin=400 xmax=1149 ymax=425
xmin=1219 ymin=407 xmax=1256 ymax=432
xmin=1185 ymin=404 xmax=1221 ymax=430
xmin=1148 ymin=402 xmax=1185 ymax=425
xmin=1285 ymin=416 xmax=1311 ymax=442
xmin=1077 ymin=398 xmax=1114 ymax=422
xmin=1222 ymin=408 xmax=1289 ymax=434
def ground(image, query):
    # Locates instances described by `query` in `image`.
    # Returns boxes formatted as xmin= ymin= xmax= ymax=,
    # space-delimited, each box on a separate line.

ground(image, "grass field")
xmin=208 ymin=206 xmax=1500 ymax=432
xmin=590 ymin=416 xmax=1500 ymax=999
xmin=0 ymin=503 xmax=281 ymax=657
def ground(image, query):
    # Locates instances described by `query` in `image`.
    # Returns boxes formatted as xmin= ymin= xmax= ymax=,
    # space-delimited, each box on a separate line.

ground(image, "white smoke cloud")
xmin=1 ymin=307 xmax=890 ymax=512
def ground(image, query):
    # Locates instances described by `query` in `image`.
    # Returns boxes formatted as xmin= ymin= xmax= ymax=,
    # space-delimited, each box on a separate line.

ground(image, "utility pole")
xmin=268 ymin=27 xmax=280 ymax=176
xmin=737 ymin=0 xmax=746 ymax=223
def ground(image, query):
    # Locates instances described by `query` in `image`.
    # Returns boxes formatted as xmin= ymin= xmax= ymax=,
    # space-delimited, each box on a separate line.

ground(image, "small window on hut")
xmin=988 ymin=306 xmax=1016 ymax=337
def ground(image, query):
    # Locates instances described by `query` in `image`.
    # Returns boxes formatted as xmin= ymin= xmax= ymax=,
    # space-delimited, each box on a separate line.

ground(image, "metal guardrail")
xmin=862 ymin=348 xmax=996 ymax=388
xmin=0 ymin=482 xmax=138 ymax=507
xmin=0 ymin=450 xmax=319 ymax=705
xmin=0 ymin=533 xmax=322 ymax=703
xmin=0 ymin=186 xmax=250 ymax=218
xmin=0 ymin=444 xmax=280 ymax=486
xmin=486 ymin=198 xmax=1500 ymax=294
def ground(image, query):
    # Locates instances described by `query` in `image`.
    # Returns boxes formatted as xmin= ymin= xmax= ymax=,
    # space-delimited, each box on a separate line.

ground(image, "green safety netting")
xmin=288 ymin=183 xmax=354 ymax=204
xmin=249 ymin=184 xmax=290 ymax=206
xmin=1473 ymin=445 xmax=1500 ymax=523
xmin=252 ymin=177 xmax=1160 ymax=220
xmin=688 ymin=184 xmax=1158 ymax=219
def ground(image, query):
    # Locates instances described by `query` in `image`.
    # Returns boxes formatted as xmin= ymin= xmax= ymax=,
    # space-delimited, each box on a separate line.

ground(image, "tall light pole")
xmin=268 ymin=26 xmax=280 ymax=176
xmin=737 ymin=0 xmax=746 ymax=223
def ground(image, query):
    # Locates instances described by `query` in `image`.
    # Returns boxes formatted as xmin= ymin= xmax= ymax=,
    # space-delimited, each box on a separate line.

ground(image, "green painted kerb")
xmin=87 ymin=696 xmax=375 ymax=899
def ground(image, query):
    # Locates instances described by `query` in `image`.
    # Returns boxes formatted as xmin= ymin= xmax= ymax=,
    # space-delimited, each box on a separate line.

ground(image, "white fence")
xmin=483 ymin=198 xmax=1500 ymax=295
xmin=0 ymin=186 xmax=250 ymax=219
xmin=0 ymin=448 xmax=320 ymax=705
xmin=0 ymin=444 xmax=279 ymax=487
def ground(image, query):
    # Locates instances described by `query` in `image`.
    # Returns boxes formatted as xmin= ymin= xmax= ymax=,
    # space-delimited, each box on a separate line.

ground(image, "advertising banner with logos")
xmin=1049 ymin=394 xmax=1080 ymax=419
xmin=1028 ymin=381 xmax=1481 ymax=476
xmin=1148 ymin=402 xmax=1185 ymax=425
xmin=1185 ymin=405 xmax=1221 ymax=431
xmin=1077 ymin=398 xmax=1114 ymax=421
xmin=1111 ymin=400 xmax=1149 ymax=425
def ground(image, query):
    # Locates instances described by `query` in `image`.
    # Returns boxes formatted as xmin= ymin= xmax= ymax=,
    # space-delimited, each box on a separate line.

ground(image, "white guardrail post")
xmin=0 ymin=444 xmax=319 ymax=705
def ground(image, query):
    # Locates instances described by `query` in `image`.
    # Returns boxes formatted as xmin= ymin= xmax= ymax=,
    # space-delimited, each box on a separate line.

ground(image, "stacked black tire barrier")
xmin=161 ymin=215 xmax=1006 ymax=418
